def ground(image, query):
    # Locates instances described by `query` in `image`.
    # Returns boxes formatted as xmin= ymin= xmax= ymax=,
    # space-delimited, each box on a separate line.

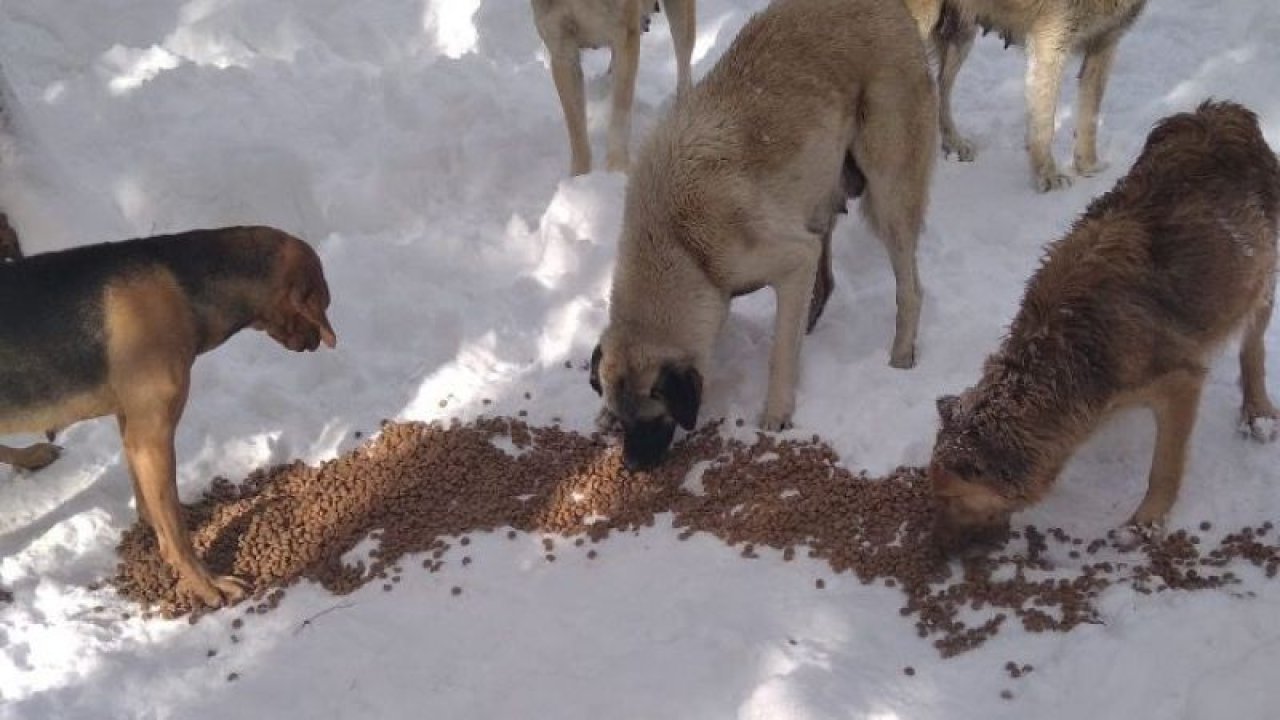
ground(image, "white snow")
xmin=1 ymin=0 xmax=1279 ymax=718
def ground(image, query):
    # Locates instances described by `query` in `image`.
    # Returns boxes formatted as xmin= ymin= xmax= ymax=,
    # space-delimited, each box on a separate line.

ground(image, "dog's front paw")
xmin=1034 ymin=171 xmax=1073 ymax=193
xmin=1240 ymin=406 xmax=1279 ymax=443
xmin=180 ymin=572 xmax=250 ymax=609
xmin=943 ymin=134 xmax=976 ymax=162
xmin=13 ymin=443 xmax=61 ymax=471
xmin=1114 ymin=520 xmax=1164 ymax=550
xmin=759 ymin=413 xmax=793 ymax=432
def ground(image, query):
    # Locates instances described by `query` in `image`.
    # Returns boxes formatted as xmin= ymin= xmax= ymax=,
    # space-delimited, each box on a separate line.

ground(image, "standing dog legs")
xmin=1240 ymin=287 xmax=1279 ymax=441
xmin=1073 ymin=33 xmax=1121 ymax=177
xmin=664 ymin=0 xmax=696 ymax=98
xmin=1025 ymin=34 xmax=1071 ymax=192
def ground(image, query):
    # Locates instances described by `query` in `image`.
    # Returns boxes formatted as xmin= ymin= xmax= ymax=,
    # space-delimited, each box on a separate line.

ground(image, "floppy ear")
xmin=290 ymin=286 xmax=338 ymax=348
xmin=657 ymin=363 xmax=702 ymax=431
xmin=589 ymin=344 xmax=603 ymax=396
xmin=936 ymin=394 xmax=961 ymax=427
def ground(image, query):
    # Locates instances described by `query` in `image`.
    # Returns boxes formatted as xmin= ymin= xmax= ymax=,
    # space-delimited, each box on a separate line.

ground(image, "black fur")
xmin=0 ymin=228 xmax=279 ymax=415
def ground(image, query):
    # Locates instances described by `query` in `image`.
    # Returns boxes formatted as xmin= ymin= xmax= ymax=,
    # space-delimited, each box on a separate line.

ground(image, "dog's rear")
xmin=594 ymin=0 xmax=935 ymax=468
xmin=905 ymin=0 xmax=1147 ymax=191
xmin=930 ymin=101 xmax=1279 ymax=549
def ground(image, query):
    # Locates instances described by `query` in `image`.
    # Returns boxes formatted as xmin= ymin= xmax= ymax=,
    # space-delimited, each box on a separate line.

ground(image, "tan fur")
xmin=1 ymin=227 xmax=337 ymax=607
xmin=596 ymin=0 xmax=935 ymax=458
xmin=904 ymin=0 xmax=1147 ymax=192
xmin=929 ymin=101 xmax=1280 ymax=548
xmin=532 ymin=0 xmax=695 ymax=175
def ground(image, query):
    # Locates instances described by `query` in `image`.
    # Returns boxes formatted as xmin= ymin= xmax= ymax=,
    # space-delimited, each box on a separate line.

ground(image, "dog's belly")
xmin=0 ymin=387 xmax=113 ymax=436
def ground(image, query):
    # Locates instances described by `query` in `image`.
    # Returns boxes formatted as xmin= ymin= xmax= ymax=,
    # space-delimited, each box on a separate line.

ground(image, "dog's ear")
xmin=283 ymin=238 xmax=337 ymax=349
xmin=656 ymin=363 xmax=702 ymax=431
xmin=290 ymin=285 xmax=337 ymax=349
xmin=589 ymin=344 xmax=603 ymax=396
xmin=936 ymin=394 xmax=961 ymax=428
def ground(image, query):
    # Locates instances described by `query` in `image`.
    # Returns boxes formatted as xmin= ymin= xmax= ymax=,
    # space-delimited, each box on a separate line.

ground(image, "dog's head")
xmin=589 ymin=331 xmax=702 ymax=472
xmin=255 ymin=235 xmax=337 ymax=352
xmin=929 ymin=393 xmax=1016 ymax=553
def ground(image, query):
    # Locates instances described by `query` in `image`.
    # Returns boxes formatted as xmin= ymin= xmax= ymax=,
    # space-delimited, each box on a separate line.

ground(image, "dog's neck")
xmin=958 ymin=333 xmax=1116 ymax=503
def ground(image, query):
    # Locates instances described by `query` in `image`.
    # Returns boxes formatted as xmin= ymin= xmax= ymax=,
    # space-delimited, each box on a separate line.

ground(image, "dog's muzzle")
xmin=621 ymin=417 xmax=677 ymax=472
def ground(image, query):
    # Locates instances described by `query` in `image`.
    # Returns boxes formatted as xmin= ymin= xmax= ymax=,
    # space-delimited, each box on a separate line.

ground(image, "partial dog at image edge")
xmin=591 ymin=0 xmax=936 ymax=471
xmin=903 ymin=0 xmax=1148 ymax=192
xmin=532 ymin=0 xmax=695 ymax=176
xmin=0 ymin=226 xmax=337 ymax=608
xmin=929 ymin=100 xmax=1279 ymax=552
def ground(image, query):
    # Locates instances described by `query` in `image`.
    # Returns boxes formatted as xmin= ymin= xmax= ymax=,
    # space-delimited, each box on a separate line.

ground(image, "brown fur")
xmin=930 ymin=101 xmax=1279 ymax=548
xmin=903 ymin=0 xmax=1147 ymax=192
xmin=592 ymin=0 xmax=935 ymax=470
xmin=532 ymin=0 xmax=695 ymax=176
xmin=1 ymin=226 xmax=337 ymax=607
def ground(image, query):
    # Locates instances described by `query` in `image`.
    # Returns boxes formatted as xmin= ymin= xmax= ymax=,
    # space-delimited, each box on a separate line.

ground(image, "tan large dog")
xmin=590 ymin=0 xmax=936 ymax=470
xmin=929 ymin=101 xmax=1279 ymax=551
xmin=903 ymin=0 xmax=1147 ymax=192
xmin=532 ymin=0 xmax=695 ymax=176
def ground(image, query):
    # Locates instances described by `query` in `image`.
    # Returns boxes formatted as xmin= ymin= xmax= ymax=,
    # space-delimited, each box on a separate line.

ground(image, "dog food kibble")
xmin=903 ymin=666 xmax=915 ymax=677
xmin=227 ymin=673 xmax=239 ymax=683
xmin=451 ymin=586 xmax=462 ymax=596
xmin=109 ymin=417 xmax=1280 ymax=665
xmin=1000 ymin=690 xmax=1013 ymax=700
xmin=231 ymin=618 xmax=243 ymax=630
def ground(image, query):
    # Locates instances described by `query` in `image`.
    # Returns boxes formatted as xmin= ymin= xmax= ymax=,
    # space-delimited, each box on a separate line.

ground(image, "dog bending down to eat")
xmin=590 ymin=0 xmax=936 ymax=471
xmin=902 ymin=0 xmax=1147 ymax=192
xmin=532 ymin=0 xmax=695 ymax=175
xmin=929 ymin=101 xmax=1279 ymax=551
xmin=0 ymin=226 xmax=337 ymax=607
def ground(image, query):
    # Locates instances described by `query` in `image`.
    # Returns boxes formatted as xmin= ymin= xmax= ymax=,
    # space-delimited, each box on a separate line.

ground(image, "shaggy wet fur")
xmin=930 ymin=101 xmax=1279 ymax=548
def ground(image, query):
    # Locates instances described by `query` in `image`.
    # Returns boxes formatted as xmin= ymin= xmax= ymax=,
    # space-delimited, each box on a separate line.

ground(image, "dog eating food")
xmin=929 ymin=101 xmax=1278 ymax=550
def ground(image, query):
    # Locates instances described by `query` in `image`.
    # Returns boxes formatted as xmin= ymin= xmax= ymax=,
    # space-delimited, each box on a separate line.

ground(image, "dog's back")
xmin=625 ymin=0 xmax=933 ymax=286
xmin=1013 ymin=101 xmax=1279 ymax=394
xmin=0 ymin=229 xmax=277 ymax=417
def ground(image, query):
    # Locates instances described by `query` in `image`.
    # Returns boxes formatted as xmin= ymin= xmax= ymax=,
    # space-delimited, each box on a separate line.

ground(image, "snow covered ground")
xmin=1 ymin=0 xmax=1278 ymax=717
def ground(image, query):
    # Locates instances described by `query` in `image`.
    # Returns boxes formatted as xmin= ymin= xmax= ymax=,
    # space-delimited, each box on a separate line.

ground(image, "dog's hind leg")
xmin=853 ymin=78 xmax=934 ymax=369
xmin=1073 ymin=32 xmax=1120 ymax=177
xmin=1024 ymin=30 xmax=1072 ymax=191
xmin=1240 ymin=286 xmax=1278 ymax=441
xmin=663 ymin=0 xmax=696 ymax=98
xmin=0 ymin=443 xmax=60 ymax=471
xmin=935 ymin=6 xmax=977 ymax=161
xmin=548 ymin=45 xmax=592 ymax=175
xmin=605 ymin=0 xmax=644 ymax=172
xmin=1129 ymin=372 xmax=1204 ymax=527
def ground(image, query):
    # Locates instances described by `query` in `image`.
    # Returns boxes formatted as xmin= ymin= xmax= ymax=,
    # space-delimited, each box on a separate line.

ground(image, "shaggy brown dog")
xmin=929 ymin=101 xmax=1279 ymax=550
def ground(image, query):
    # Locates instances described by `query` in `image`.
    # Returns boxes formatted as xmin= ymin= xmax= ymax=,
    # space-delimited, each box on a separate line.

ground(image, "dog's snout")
xmin=621 ymin=417 xmax=677 ymax=472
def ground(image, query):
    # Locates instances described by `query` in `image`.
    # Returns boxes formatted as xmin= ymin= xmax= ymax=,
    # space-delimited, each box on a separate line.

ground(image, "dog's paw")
xmin=1073 ymin=157 xmax=1109 ymax=177
xmin=1239 ymin=408 xmax=1279 ymax=443
xmin=180 ymin=573 xmax=250 ymax=609
xmin=13 ymin=443 xmax=61 ymax=471
xmin=1114 ymin=520 xmax=1164 ymax=550
xmin=1034 ymin=171 xmax=1073 ymax=193
xmin=759 ymin=413 xmax=793 ymax=432
xmin=889 ymin=346 xmax=917 ymax=370
xmin=943 ymin=135 xmax=976 ymax=162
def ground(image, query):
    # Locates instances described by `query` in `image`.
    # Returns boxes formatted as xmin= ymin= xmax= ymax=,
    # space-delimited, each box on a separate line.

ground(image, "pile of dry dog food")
xmin=113 ymin=413 xmax=1280 ymax=657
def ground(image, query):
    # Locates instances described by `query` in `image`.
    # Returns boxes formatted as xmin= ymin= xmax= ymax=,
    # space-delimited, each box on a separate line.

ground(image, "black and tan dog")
xmin=0 ymin=226 xmax=337 ymax=607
